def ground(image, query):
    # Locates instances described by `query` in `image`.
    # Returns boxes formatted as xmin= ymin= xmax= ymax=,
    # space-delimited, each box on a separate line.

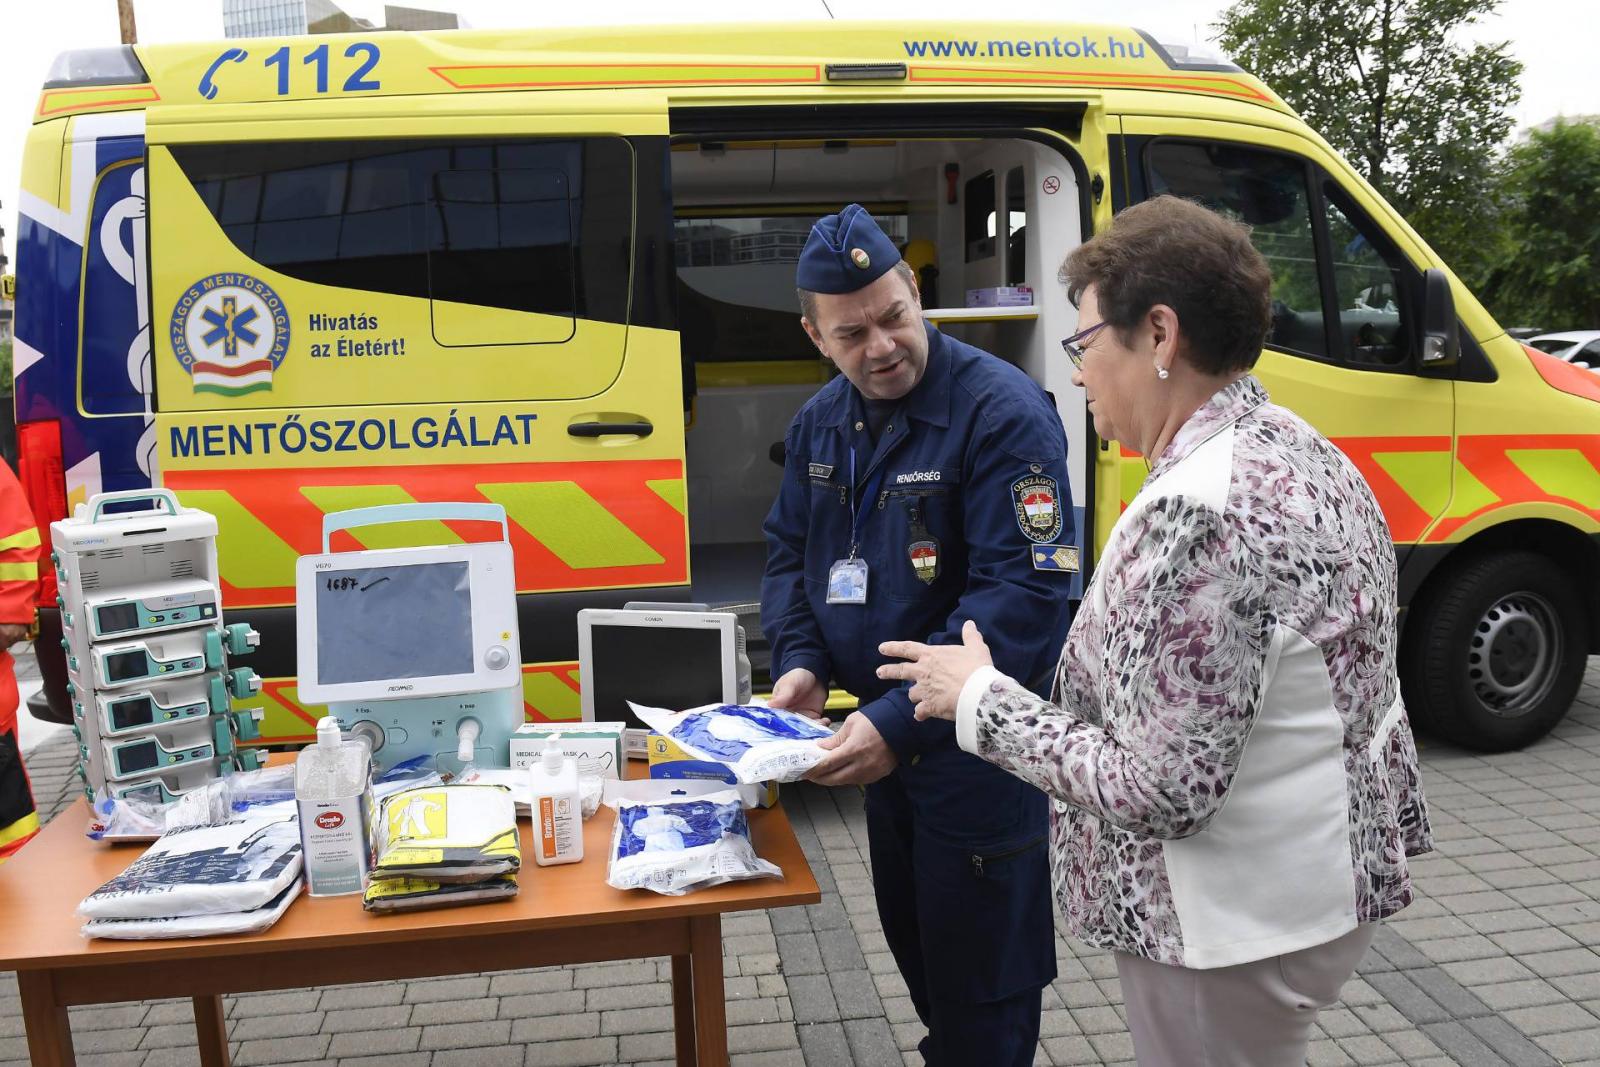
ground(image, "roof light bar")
xmin=43 ymin=47 xmax=149 ymax=89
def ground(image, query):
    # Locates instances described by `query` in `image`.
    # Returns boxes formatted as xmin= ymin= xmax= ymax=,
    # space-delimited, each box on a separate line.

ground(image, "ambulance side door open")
xmin=1114 ymin=115 xmax=1457 ymax=568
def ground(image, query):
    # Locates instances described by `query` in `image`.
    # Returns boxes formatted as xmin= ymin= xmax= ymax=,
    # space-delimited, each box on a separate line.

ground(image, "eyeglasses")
xmin=1061 ymin=321 xmax=1108 ymax=369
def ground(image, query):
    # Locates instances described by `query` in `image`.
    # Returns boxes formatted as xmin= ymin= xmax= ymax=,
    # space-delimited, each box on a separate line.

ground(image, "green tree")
xmin=1484 ymin=120 xmax=1600 ymax=328
xmin=1215 ymin=0 xmax=1522 ymax=289
xmin=0 ymin=340 xmax=11 ymax=394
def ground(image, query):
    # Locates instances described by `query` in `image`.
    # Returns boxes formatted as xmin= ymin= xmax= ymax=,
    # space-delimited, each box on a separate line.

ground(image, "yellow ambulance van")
xmin=12 ymin=23 xmax=1599 ymax=751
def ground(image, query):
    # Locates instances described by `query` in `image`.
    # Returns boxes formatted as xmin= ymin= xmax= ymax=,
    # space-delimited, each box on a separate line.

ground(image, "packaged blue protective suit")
xmin=627 ymin=702 xmax=831 ymax=784
xmin=605 ymin=785 xmax=781 ymax=896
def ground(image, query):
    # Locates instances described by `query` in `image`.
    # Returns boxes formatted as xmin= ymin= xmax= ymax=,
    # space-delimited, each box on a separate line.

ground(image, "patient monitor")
xmin=296 ymin=504 xmax=522 ymax=772
xmin=578 ymin=605 xmax=752 ymax=757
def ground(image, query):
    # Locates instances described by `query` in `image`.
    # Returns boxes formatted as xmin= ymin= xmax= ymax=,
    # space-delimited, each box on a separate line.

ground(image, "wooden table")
xmin=0 ymin=784 xmax=819 ymax=1067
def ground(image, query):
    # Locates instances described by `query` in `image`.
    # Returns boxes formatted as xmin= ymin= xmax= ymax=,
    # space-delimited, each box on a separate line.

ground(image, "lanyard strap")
xmin=848 ymin=448 xmax=886 ymax=559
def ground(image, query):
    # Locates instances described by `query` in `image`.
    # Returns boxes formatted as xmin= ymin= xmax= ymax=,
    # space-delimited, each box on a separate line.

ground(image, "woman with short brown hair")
xmin=880 ymin=195 xmax=1433 ymax=1066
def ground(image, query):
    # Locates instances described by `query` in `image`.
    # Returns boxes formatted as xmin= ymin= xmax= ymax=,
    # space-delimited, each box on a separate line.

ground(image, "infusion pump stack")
xmin=50 ymin=490 xmax=265 ymax=805
xmin=295 ymin=504 xmax=523 ymax=773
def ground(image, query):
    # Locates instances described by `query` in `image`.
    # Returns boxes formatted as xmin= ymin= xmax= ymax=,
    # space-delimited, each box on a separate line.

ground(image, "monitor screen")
xmin=105 ymin=650 xmax=147 ymax=683
xmin=110 ymin=695 xmax=155 ymax=730
xmin=115 ymin=738 xmax=159 ymax=775
xmin=314 ymin=561 xmax=474 ymax=685
xmin=587 ymin=624 xmax=727 ymax=731
xmin=97 ymin=602 xmax=140 ymax=635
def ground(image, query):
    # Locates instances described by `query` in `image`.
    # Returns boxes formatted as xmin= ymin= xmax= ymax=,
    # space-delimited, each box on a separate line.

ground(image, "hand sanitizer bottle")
xmin=529 ymin=734 xmax=582 ymax=866
xmin=295 ymin=716 xmax=373 ymax=895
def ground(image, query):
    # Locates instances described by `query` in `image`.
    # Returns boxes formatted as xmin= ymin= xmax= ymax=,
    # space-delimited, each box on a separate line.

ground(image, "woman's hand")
xmin=876 ymin=620 xmax=993 ymax=722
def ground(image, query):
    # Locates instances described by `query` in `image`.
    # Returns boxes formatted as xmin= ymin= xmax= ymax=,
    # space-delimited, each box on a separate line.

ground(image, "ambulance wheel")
xmin=1403 ymin=551 xmax=1588 ymax=752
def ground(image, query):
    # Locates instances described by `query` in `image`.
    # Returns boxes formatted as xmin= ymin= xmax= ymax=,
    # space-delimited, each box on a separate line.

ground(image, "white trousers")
xmin=1115 ymin=924 xmax=1376 ymax=1067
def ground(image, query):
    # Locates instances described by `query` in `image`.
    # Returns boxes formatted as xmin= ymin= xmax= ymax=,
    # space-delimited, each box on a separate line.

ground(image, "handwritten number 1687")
xmin=264 ymin=42 xmax=381 ymax=95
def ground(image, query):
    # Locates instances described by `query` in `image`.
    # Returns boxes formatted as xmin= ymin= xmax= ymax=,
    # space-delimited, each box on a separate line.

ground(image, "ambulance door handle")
xmin=567 ymin=420 xmax=653 ymax=439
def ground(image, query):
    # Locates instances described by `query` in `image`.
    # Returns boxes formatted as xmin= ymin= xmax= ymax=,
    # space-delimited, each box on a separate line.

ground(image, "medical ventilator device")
xmin=294 ymin=503 xmax=523 ymax=773
xmin=52 ymin=490 xmax=265 ymax=810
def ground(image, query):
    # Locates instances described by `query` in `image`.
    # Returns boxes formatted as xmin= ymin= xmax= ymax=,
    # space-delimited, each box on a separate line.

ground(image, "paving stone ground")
xmin=4 ymin=656 xmax=1600 ymax=1066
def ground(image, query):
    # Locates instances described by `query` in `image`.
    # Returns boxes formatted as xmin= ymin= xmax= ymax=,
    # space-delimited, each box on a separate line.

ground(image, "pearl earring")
xmin=1156 ymin=365 xmax=1169 ymax=380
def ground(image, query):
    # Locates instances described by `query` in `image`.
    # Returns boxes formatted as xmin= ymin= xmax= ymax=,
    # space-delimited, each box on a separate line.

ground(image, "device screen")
xmin=105 ymin=650 xmax=147 ymax=683
xmin=116 ymin=739 xmax=159 ymax=774
xmin=96 ymin=602 xmax=140 ymax=635
xmin=315 ymin=561 xmax=474 ymax=685
xmin=110 ymin=695 xmax=155 ymax=730
xmin=589 ymin=624 xmax=725 ymax=731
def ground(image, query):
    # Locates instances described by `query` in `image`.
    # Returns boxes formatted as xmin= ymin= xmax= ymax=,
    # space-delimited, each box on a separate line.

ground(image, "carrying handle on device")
xmin=88 ymin=489 xmax=182 ymax=523
xmin=321 ymin=503 xmax=510 ymax=552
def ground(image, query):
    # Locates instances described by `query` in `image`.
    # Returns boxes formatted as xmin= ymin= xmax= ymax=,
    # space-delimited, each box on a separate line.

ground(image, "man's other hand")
xmin=805 ymin=711 xmax=895 ymax=787
xmin=770 ymin=667 xmax=830 ymax=725
xmin=0 ymin=623 xmax=30 ymax=650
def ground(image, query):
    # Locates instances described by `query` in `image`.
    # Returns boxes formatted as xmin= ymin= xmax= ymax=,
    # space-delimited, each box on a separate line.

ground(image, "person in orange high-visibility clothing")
xmin=0 ymin=460 xmax=41 ymax=864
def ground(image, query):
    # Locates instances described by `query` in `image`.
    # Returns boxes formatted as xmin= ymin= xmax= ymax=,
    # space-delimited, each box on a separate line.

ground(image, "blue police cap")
xmin=796 ymin=204 xmax=900 ymax=295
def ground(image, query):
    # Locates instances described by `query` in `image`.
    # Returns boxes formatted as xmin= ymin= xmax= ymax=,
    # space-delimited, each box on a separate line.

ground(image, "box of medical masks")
xmin=510 ymin=723 xmax=624 ymax=779
xmin=646 ymin=733 xmax=780 ymax=808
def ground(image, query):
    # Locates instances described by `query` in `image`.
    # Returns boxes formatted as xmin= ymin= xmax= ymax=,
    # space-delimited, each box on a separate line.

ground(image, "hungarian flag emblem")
xmin=1011 ymin=474 xmax=1064 ymax=543
xmin=908 ymin=540 xmax=939 ymax=583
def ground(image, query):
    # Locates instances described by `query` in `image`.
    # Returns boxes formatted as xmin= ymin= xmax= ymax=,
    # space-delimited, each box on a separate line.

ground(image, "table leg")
xmin=17 ymin=971 xmax=75 ymax=1067
xmin=689 ymin=915 xmax=728 ymax=1067
xmin=671 ymin=953 xmax=698 ymax=1067
xmin=192 ymin=994 xmax=231 ymax=1067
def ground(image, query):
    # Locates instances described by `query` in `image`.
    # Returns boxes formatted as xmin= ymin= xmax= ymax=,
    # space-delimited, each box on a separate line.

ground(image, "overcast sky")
xmin=1 ymin=0 xmax=1592 ymax=268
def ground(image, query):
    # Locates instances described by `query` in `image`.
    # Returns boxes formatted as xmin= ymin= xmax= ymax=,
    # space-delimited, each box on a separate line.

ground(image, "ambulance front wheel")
xmin=1403 ymin=551 xmax=1589 ymax=752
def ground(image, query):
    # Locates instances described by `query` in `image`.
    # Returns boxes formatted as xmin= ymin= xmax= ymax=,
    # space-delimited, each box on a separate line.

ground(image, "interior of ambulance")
xmin=668 ymin=134 xmax=1080 ymax=675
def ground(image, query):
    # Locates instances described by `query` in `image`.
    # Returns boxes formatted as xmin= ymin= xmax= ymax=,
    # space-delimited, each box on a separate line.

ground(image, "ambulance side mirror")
xmin=1416 ymin=268 xmax=1459 ymax=372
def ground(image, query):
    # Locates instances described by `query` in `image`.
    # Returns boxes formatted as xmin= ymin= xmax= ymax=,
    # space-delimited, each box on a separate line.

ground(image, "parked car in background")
xmin=1528 ymin=330 xmax=1600 ymax=371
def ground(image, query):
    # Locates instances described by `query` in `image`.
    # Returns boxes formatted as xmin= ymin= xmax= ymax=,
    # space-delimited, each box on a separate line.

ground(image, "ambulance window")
xmin=1005 ymin=166 xmax=1027 ymax=285
xmin=673 ymin=210 xmax=909 ymax=364
xmin=170 ymin=138 xmax=633 ymax=337
xmin=1320 ymin=181 xmax=1412 ymax=368
xmin=965 ymin=171 xmax=997 ymax=262
xmin=1145 ymin=141 xmax=1327 ymax=359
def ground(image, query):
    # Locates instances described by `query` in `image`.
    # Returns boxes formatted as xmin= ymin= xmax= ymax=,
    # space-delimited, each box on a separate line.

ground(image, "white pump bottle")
xmin=528 ymin=734 xmax=583 ymax=866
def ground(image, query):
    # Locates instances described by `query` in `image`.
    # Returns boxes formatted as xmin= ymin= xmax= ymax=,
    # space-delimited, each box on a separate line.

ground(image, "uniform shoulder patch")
xmin=1011 ymin=474 xmax=1064 ymax=544
xmin=1031 ymin=543 xmax=1080 ymax=573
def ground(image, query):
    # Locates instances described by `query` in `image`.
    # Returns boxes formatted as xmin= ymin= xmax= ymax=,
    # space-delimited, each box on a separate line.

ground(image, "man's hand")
xmin=877 ymin=619 xmax=994 ymax=723
xmin=0 ymin=623 xmax=29 ymax=650
xmin=770 ymin=667 xmax=830 ymax=725
xmin=805 ymin=711 xmax=896 ymax=787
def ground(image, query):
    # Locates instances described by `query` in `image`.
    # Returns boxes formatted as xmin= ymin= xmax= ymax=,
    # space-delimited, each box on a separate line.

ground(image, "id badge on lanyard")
xmin=827 ymin=449 xmax=880 ymax=605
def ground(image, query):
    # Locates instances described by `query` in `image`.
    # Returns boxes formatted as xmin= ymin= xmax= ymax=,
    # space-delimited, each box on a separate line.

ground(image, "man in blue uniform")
xmin=762 ymin=204 xmax=1076 ymax=1065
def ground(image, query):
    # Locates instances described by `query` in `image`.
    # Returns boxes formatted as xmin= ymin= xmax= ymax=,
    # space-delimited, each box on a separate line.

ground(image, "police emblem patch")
xmin=169 ymin=272 xmax=290 ymax=397
xmin=908 ymin=539 xmax=939 ymax=584
xmin=850 ymin=247 xmax=871 ymax=270
xmin=1011 ymin=474 xmax=1063 ymax=544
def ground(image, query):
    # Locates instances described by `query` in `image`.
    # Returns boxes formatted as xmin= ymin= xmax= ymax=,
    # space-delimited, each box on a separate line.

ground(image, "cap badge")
xmin=850 ymin=247 xmax=871 ymax=270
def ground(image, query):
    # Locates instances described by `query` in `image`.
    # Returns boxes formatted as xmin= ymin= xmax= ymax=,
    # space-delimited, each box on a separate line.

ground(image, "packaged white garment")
xmin=628 ymin=702 xmax=831 ymax=784
xmin=528 ymin=737 xmax=583 ymax=866
xmin=363 ymin=873 xmax=518 ymax=913
xmin=78 ymin=813 xmax=303 ymax=919
xmin=83 ymin=881 xmax=301 ymax=940
xmin=605 ymin=785 xmax=781 ymax=896
xmin=371 ymin=784 xmax=520 ymax=882
xmin=87 ymin=766 xmax=300 ymax=842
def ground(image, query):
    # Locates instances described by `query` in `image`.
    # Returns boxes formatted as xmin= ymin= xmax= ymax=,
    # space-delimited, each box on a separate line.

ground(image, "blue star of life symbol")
xmin=199 ymin=296 xmax=260 ymax=358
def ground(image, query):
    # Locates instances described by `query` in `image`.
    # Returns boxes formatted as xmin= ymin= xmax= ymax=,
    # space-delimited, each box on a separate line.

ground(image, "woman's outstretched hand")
xmin=876 ymin=620 xmax=993 ymax=722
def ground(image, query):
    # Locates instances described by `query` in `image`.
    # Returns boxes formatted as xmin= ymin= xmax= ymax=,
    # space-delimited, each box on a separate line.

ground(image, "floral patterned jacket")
xmin=955 ymin=376 xmax=1432 ymax=968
